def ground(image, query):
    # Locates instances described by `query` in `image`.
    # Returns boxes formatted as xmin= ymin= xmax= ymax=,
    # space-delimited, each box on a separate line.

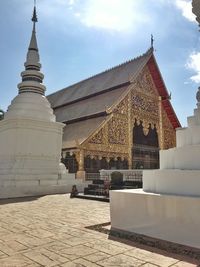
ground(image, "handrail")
xmin=85 ymin=172 xmax=100 ymax=181
xmin=85 ymin=169 xmax=143 ymax=182
xmin=100 ymin=169 xmax=143 ymax=182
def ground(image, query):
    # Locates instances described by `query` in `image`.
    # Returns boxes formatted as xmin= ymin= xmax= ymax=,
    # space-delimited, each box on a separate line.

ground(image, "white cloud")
xmin=174 ymin=0 xmax=196 ymax=22
xmin=38 ymin=0 xmax=197 ymax=33
xmin=39 ymin=1 xmax=69 ymax=17
xmin=78 ymin=0 xmax=149 ymax=32
xmin=186 ymin=52 xmax=200 ymax=83
xmin=38 ymin=0 xmax=150 ymax=32
xmin=38 ymin=0 xmax=77 ymax=30
xmin=69 ymin=0 xmax=76 ymax=5
xmin=174 ymin=1 xmax=200 ymax=84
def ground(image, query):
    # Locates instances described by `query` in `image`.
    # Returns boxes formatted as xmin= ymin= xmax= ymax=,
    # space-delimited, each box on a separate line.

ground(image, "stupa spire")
xmin=18 ymin=0 xmax=46 ymax=95
xmin=29 ymin=0 xmax=38 ymax=52
xmin=32 ymin=0 xmax=38 ymax=23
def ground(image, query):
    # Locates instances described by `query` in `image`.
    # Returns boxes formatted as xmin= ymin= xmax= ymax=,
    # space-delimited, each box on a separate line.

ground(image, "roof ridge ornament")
xmin=151 ymin=34 xmax=154 ymax=49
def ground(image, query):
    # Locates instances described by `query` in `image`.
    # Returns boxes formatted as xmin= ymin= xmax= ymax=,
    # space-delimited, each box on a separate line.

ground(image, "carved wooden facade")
xmin=71 ymin=66 xmax=176 ymax=173
xmin=48 ymin=48 xmax=180 ymax=176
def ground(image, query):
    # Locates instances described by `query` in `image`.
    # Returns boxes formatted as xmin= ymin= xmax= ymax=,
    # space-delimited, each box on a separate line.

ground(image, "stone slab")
xmin=0 ymin=194 xmax=198 ymax=267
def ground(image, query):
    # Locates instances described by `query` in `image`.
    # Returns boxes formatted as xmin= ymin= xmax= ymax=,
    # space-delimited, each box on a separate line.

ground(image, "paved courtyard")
xmin=0 ymin=194 xmax=199 ymax=267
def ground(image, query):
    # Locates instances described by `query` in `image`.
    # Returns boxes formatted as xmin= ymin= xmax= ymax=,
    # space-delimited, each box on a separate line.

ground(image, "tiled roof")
xmin=48 ymin=47 xmax=181 ymax=136
xmin=47 ymin=48 xmax=153 ymax=108
xmin=62 ymin=116 xmax=107 ymax=148
xmin=53 ymin=85 xmax=129 ymax=123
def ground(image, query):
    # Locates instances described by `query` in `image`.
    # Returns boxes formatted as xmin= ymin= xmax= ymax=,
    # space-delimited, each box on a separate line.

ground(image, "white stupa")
xmin=0 ymin=4 xmax=74 ymax=198
xmin=110 ymin=88 xmax=200 ymax=248
xmin=110 ymin=3 xmax=200 ymax=247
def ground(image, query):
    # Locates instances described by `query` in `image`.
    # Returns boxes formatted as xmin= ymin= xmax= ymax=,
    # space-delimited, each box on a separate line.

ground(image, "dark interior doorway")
xmin=63 ymin=152 xmax=78 ymax=173
xmin=132 ymin=119 xmax=159 ymax=169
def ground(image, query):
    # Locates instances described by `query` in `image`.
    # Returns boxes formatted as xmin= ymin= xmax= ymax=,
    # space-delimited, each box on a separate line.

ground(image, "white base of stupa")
xmin=0 ymin=173 xmax=89 ymax=199
xmin=143 ymin=169 xmax=200 ymax=196
xmin=110 ymin=189 xmax=200 ymax=249
xmin=0 ymin=107 xmax=90 ymax=199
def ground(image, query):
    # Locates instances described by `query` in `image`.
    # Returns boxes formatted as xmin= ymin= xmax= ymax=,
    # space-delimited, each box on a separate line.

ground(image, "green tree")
xmin=0 ymin=109 xmax=4 ymax=120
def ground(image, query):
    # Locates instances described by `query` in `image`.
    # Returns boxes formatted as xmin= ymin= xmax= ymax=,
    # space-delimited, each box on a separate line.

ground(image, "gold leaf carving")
xmin=132 ymin=94 xmax=158 ymax=117
xmin=89 ymin=129 xmax=104 ymax=144
xmin=113 ymin=96 xmax=128 ymax=115
xmin=136 ymin=66 xmax=158 ymax=95
xmin=108 ymin=117 xmax=128 ymax=145
xmin=79 ymin=65 xmax=176 ymax=166
xmin=162 ymin=106 xmax=176 ymax=149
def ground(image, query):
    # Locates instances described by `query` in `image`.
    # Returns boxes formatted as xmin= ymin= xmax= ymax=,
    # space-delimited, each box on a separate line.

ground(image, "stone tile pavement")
xmin=0 ymin=194 xmax=199 ymax=267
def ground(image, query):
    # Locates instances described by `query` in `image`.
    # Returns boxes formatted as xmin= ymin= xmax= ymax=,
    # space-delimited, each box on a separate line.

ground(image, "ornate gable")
xmin=135 ymin=65 xmax=159 ymax=96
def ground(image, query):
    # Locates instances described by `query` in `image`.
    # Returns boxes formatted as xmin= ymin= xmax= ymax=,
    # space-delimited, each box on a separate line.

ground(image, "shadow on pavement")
xmin=0 ymin=195 xmax=42 ymax=205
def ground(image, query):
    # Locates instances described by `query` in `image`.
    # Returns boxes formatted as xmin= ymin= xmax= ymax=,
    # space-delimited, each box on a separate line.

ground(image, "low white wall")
xmin=160 ymin=144 xmax=200 ymax=170
xmin=143 ymin=169 xmax=200 ymax=196
xmin=0 ymin=173 xmax=90 ymax=199
xmin=110 ymin=189 xmax=200 ymax=249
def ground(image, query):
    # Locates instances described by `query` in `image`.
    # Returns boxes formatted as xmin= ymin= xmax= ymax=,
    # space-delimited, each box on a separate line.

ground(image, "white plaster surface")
xmin=143 ymin=169 xmax=200 ymax=196
xmin=176 ymin=109 xmax=200 ymax=148
xmin=0 ymin=115 xmax=61 ymax=198
xmin=110 ymin=189 xmax=200 ymax=249
xmin=0 ymin=100 xmax=89 ymax=199
xmin=144 ymin=102 xmax=200 ymax=193
xmin=0 ymin=172 xmax=90 ymax=199
xmin=0 ymin=105 xmax=92 ymax=199
xmin=110 ymin=90 xmax=200 ymax=249
xmin=5 ymin=93 xmax=55 ymax=122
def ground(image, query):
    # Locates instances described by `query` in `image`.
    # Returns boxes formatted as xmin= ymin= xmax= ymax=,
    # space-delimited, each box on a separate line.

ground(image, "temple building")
xmin=47 ymin=47 xmax=181 ymax=178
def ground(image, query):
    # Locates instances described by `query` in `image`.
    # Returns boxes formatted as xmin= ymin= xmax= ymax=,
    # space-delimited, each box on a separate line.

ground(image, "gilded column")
xmin=128 ymin=90 xmax=132 ymax=169
xmin=76 ymin=149 xmax=86 ymax=180
xmin=159 ymin=96 xmax=164 ymax=150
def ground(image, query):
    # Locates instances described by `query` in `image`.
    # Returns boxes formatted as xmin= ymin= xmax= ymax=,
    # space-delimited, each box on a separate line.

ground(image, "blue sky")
xmin=0 ymin=0 xmax=200 ymax=126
